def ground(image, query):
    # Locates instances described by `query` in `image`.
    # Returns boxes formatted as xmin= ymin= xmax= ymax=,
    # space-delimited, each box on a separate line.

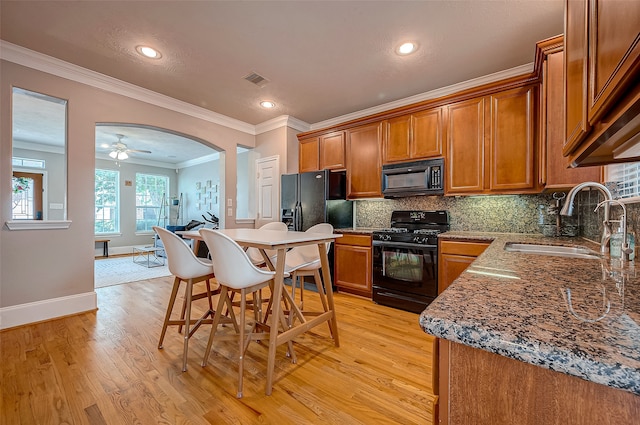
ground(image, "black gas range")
xmin=372 ymin=210 xmax=450 ymax=313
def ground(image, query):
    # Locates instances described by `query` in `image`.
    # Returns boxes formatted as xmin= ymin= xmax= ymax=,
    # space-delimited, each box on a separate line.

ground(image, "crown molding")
xmin=1 ymin=41 xmax=534 ymax=137
xmin=310 ymin=63 xmax=534 ymax=130
xmin=0 ymin=41 xmax=257 ymax=135
xmin=255 ymin=115 xmax=311 ymax=134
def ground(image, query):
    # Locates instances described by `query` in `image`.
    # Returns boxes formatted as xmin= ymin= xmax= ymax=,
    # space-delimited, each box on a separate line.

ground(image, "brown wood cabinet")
xmin=320 ymin=131 xmax=346 ymax=170
xmin=563 ymin=0 xmax=640 ymax=166
xmin=439 ymin=340 xmax=640 ymax=425
xmin=446 ymin=85 xmax=539 ymax=195
xmin=489 ymin=86 xmax=537 ymax=191
xmin=345 ymin=122 xmax=383 ymax=199
xmin=334 ymin=234 xmax=372 ymax=298
xmin=539 ymin=37 xmax=602 ymax=189
xmin=299 ymin=136 xmax=320 ymax=172
xmin=446 ymin=97 xmax=486 ymax=194
xmin=383 ymin=108 xmax=444 ymax=163
xmin=438 ymin=239 xmax=490 ymax=294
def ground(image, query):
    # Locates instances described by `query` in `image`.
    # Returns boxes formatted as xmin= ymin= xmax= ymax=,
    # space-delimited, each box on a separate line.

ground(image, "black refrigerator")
xmin=281 ymin=170 xmax=353 ymax=231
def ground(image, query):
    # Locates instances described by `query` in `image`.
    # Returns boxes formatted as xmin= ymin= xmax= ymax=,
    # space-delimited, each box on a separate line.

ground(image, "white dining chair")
xmin=246 ymin=221 xmax=288 ymax=265
xmin=198 ymin=228 xmax=281 ymax=398
xmin=284 ymin=223 xmax=334 ymax=317
xmin=153 ymin=226 xmax=222 ymax=372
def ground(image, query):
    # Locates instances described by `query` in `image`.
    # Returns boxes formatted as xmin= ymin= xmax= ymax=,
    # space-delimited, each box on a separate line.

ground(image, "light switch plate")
xmin=227 ymin=208 xmax=233 ymax=216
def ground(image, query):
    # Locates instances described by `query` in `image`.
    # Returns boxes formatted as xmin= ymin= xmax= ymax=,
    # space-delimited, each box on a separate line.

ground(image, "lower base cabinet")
xmin=439 ymin=340 xmax=640 ymax=425
xmin=438 ymin=239 xmax=491 ymax=294
xmin=334 ymin=234 xmax=372 ymax=297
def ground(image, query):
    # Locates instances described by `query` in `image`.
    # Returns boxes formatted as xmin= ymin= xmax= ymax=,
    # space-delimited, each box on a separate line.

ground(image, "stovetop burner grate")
xmin=373 ymin=210 xmax=450 ymax=244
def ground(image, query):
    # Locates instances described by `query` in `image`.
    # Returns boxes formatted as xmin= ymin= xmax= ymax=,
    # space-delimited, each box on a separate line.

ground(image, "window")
xmin=12 ymin=156 xmax=45 ymax=169
xmin=12 ymin=175 xmax=35 ymax=219
xmin=607 ymin=162 xmax=640 ymax=199
xmin=95 ymin=169 xmax=119 ymax=233
xmin=136 ymin=173 xmax=169 ymax=232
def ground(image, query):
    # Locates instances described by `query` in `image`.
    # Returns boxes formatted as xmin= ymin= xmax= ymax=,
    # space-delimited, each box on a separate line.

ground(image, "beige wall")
xmin=0 ymin=60 xmax=255 ymax=319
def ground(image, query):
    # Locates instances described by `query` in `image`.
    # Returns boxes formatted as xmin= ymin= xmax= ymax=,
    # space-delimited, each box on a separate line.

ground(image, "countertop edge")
xmin=421 ymin=231 xmax=640 ymax=396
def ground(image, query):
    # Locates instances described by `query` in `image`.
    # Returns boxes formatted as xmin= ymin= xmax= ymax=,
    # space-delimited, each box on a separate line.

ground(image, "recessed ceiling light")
xmin=260 ymin=100 xmax=276 ymax=109
xmin=135 ymin=45 xmax=162 ymax=59
xmin=396 ymin=42 xmax=418 ymax=56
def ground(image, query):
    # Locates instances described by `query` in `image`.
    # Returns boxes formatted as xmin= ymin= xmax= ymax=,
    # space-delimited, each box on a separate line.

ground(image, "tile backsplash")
xmin=356 ymin=194 xmax=556 ymax=233
xmin=355 ymin=191 xmax=640 ymax=242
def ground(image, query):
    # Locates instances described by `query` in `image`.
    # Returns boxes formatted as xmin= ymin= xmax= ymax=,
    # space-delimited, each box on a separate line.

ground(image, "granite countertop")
xmin=334 ymin=227 xmax=380 ymax=235
xmin=420 ymin=231 xmax=640 ymax=395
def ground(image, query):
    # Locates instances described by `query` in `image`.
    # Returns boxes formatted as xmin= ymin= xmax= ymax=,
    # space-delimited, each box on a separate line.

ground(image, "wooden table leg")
xmin=319 ymin=242 xmax=340 ymax=347
xmin=265 ymin=247 xmax=287 ymax=395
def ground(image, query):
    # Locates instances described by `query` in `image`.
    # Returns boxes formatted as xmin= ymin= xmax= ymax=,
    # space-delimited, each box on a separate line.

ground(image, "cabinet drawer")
xmin=336 ymin=234 xmax=372 ymax=247
xmin=440 ymin=240 xmax=490 ymax=256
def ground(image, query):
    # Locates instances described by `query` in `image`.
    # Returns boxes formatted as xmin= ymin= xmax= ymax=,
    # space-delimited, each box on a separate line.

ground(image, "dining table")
xmin=176 ymin=227 xmax=341 ymax=395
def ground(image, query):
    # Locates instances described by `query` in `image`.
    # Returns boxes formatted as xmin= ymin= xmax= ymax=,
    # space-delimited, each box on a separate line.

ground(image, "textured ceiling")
xmin=1 ymin=0 xmax=564 ymax=127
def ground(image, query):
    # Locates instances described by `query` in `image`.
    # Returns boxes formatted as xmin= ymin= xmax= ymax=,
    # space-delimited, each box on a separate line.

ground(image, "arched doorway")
xmin=93 ymin=123 xmax=223 ymax=288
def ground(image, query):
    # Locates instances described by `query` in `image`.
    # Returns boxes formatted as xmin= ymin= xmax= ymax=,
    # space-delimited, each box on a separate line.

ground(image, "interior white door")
xmin=255 ymin=156 xmax=280 ymax=228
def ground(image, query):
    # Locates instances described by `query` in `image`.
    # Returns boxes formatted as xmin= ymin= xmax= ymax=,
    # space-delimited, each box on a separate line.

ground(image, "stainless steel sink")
xmin=504 ymin=242 xmax=601 ymax=259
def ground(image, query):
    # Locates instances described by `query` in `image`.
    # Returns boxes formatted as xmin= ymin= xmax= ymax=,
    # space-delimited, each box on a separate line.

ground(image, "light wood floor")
xmin=1 ymin=276 xmax=436 ymax=424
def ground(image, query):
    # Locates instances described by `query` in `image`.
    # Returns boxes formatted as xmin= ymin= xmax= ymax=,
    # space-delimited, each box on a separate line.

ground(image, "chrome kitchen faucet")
xmin=560 ymin=182 xmax=613 ymax=254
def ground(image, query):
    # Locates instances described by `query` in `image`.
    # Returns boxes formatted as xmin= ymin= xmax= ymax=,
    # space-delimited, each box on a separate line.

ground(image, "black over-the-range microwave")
xmin=381 ymin=158 xmax=444 ymax=198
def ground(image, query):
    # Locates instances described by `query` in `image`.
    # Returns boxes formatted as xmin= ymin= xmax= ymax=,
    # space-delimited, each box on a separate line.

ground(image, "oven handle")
xmin=372 ymin=240 xmax=437 ymax=250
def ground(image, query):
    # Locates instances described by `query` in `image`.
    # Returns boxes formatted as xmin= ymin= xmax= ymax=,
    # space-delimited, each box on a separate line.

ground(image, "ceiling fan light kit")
xmin=107 ymin=134 xmax=151 ymax=161
xmin=109 ymin=150 xmax=129 ymax=160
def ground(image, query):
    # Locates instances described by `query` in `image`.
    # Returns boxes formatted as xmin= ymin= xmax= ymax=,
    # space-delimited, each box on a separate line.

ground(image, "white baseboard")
xmin=0 ymin=291 xmax=97 ymax=330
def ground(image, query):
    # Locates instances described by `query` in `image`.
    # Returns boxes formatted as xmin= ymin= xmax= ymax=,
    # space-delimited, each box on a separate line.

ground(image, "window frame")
xmin=135 ymin=172 xmax=169 ymax=233
xmin=95 ymin=168 xmax=120 ymax=235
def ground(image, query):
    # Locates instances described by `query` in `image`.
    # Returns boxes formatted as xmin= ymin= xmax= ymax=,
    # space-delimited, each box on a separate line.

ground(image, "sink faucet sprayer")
xmin=560 ymin=182 xmax=613 ymax=254
xmin=595 ymin=199 xmax=633 ymax=262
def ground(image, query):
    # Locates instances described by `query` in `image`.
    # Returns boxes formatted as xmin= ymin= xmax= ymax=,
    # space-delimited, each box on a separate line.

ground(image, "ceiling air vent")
xmin=243 ymin=72 xmax=269 ymax=88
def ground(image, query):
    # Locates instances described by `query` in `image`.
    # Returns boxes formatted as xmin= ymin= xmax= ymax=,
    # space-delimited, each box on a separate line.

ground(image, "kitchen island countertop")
xmin=421 ymin=231 xmax=640 ymax=395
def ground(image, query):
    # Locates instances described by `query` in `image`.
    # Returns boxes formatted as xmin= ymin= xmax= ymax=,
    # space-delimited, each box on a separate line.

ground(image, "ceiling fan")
xmin=108 ymin=134 xmax=151 ymax=160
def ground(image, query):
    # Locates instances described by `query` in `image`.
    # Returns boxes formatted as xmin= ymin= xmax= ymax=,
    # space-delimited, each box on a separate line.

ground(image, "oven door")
xmin=372 ymin=240 xmax=438 ymax=312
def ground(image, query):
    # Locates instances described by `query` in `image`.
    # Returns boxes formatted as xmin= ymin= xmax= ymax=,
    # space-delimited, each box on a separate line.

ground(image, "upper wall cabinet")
xmin=320 ymin=131 xmax=346 ymax=170
xmin=563 ymin=0 xmax=640 ymax=166
xmin=346 ymin=122 xmax=383 ymax=199
xmin=383 ymin=107 xmax=444 ymax=164
xmin=446 ymin=96 xmax=486 ymax=194
xmin=299 ymin=136 xmax=320 ymax=172
xmin=446 ymin=85 xmax=540 ymax=195
xmin=539 ymin=37 xmax=602 ymax=189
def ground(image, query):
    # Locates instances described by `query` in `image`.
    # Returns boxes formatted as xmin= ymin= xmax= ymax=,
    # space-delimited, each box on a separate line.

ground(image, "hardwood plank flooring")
xmin=0 ymin=276 xmax=436 ymax=424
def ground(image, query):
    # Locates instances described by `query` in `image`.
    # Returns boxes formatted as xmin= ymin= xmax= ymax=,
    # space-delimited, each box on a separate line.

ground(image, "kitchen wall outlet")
xmin=227 ymin=207 xmax=233 ymax=217
xmin=49 ymin=203 xmax=64 ymax=210
xmin=227 ymin=198 xmax=233 ymax=207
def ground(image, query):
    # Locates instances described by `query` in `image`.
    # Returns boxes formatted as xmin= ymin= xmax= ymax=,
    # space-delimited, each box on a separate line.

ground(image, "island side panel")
xmin=439 ymin=340 xmax=640 ymax=425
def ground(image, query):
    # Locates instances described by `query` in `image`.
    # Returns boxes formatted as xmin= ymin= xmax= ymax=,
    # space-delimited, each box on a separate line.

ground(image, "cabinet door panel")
xmin=384 ymin=115 xmax=412 ymax=163
xmin=545 ymin=50 xmax=602 ymax=188
xmin=489 ymin=86 xmax=536 ymax=191
xmin=446 ymin=97 xmax=485 ymax=194
xmin=439 ymin=254 xmax=475 ymax=295
xmin=299 ymin=137 xmax=320 ymax=172
xmin=320 ymin=131 xmax=346 ymax=170
xmin=564 ymin=0 xmax=590 ymax=155
xmin=412 ymin=108 xmax=444 ymax=159
xmin=588 ymin=0 xmax=640 ymax=124
xmin=334 ymin=243 xmax=372 ymax=297
xmin=346 ymin=122 xmax=383 ymax=199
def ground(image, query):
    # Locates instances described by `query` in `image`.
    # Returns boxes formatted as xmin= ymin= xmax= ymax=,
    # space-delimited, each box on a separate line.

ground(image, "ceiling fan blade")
xmin=127 ymin=149 xmax=152 ymax=154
